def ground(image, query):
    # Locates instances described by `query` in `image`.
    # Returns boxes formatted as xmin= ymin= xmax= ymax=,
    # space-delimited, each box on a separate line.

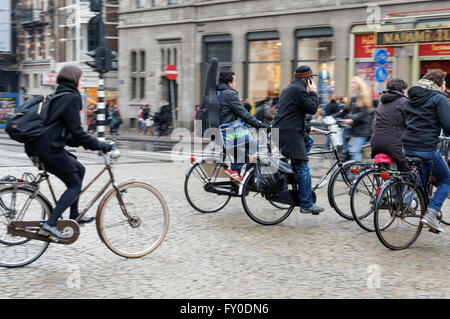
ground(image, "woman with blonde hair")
xmin=333 ymin=76 xmax=373 ymax=161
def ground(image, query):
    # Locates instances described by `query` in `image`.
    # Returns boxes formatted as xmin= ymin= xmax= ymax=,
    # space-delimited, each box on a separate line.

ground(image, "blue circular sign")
xmin=374 ymin=49 xmax=389 ymax=65
xmin=375 ymin=66 xmax=388 ymax=83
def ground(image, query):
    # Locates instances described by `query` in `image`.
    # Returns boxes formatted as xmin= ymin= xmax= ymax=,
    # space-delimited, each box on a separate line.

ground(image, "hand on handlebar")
xmin=100 ymin=142 xmax=114 ymax=154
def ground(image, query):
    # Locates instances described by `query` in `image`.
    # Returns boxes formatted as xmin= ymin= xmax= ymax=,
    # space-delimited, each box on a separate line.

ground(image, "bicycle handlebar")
xmin=439 ymin=136 xmax=450 ymax=141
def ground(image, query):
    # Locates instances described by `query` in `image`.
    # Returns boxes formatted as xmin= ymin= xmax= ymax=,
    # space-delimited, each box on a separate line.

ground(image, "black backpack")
xmin=195 ymin=57 xmax=220 ymax=137
xmin=5 ymin=92 xmax=70 ymax=143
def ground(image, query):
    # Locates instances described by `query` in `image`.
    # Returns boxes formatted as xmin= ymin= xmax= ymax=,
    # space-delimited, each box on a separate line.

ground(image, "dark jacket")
xmin=325 ymin=99 xmax=341 ymax=117
xmin=333 ymin=97 xmax=372 ymax=137
xmin=24 ymin=81 xmax=104 ymax=176
xmin=218 ymin=83 xmax=266 ymax=128
xmin=272 ymin=78 xmax=318 ymax=160
xmin=402 ymin=85 xmax=450 ymax=152
xmin=370 ymin=90 xmax=407 ymax=168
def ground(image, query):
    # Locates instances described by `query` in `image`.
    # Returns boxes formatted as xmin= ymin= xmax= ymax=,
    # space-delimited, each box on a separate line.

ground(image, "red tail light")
xmin=380 ymin=172 xmax=390 ymax=179
xmin=376 ymin=187 xmax=381 ymax=196
xmin=351 ymin=166 xmax=359 ymax=173
xmin=190 ymin=157 xmax=195 ymax=163
xmin=18 ymin=179 xmax=23 ymax=182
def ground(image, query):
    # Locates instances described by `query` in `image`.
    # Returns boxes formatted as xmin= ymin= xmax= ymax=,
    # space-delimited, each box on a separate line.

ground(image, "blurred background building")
xmin=1 ymin=0 xmax=449 ymax=131
xmin=0 ymin=0 xmax=119 ymax=127
xmin=118 ymin=0 xmax=449 ymax=131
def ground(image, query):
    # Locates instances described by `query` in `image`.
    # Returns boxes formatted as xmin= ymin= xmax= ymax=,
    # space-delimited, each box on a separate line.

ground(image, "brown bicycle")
xmin=0 ymin=149 xmax=169 ymax=268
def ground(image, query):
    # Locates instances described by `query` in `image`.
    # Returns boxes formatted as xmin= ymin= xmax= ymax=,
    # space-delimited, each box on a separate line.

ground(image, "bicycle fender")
xmin=238 ymin=166 xmax=255 ymax=196
xmin=373 ymin=178 xmax=397 ymax=211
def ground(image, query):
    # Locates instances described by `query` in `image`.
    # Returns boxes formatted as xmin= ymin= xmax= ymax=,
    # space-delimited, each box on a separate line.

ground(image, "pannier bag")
xmin=254 ymin=156 xmax=292 ymax=193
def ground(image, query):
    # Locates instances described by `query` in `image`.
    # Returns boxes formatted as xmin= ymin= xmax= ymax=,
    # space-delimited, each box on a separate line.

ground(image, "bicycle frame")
xmin=3 ymin=153 xmax=132 ymax=225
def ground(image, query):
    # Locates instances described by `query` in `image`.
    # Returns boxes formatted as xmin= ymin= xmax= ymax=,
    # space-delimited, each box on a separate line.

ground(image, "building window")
xmin=136 ymin=0 xmax=146 ymax=8
xmin=131 ymin=77 xmax=137 ymax=99
xmin=140 ymin=51 xmax=146 ymax=72
xmin=202 ymin=34 xmax=232 ymax=95
xmin=131 ymin=51 xmax=137 ymax=72
xmin=246 ymin=31 xmax=281 ymax=101
xmin=168 ymin=0 xmax=177 ymax=4
xmin=140 ymin=77 xmax=146 ymax=99
xmin=296 ymin=28 xmax=335 ymax=109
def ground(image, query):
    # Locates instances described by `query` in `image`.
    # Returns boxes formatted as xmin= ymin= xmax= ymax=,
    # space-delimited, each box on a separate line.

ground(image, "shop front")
xmin=350 ymin=24 xmax=397 ymax=100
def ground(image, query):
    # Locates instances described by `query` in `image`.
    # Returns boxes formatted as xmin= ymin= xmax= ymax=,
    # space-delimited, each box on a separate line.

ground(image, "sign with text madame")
xmin=376 ymin=27 xmax=450 ymax=47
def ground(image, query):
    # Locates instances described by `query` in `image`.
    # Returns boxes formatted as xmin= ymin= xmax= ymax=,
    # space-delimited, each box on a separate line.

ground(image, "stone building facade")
xmin=118 ymin=0 xmax=450 ymax=130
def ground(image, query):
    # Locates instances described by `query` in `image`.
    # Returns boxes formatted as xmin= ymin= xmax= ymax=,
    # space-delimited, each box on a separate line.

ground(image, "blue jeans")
xmin=290 ymin=158 xmax=313 ymax=209
xmin=342 ymin=130 xmax=368 ymax=162
xmin=403 ymin=148 xmax=450 ymax=212
xmin=230 ymin=138 xmax=258 ymax=174
xmin=305 ymin=135 xmax=314 ymax=153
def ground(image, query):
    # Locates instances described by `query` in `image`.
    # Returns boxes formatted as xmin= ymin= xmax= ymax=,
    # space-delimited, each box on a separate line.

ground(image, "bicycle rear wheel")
xmin=97 ymin=182 xmax=169 ymax=258
xmin=184 ymin=162 xmax=232 ymax=213
xmin=374 ymin=180 xmax=425 ymax=250
xmin=0 ymin=187 xmax=50 ymax=268
xmin=350 ymin=169 xmax=384 ymax=232
xmin=241 ymin=167 xmax=295 ymax=225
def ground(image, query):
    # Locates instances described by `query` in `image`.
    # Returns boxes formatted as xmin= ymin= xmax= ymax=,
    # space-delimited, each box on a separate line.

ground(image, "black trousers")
xmin=47 ymin=158 xmax=85 ymax=226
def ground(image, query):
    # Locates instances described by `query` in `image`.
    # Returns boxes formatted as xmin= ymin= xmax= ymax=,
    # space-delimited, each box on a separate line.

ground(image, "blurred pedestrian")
xmin=86 ymin=104 xmax=97 ymax=134
xmin=324 ymin=95 xmax=341 ymax=117
xmin=334 ymin=76 xmax=373 ymax=162
xmin=142 ymin=104 xmax=153 ymax=135
xmin=109 ymin=102 xmax=122 ymax=136
xmin=194 ymin=104 xmax=200 ymax=120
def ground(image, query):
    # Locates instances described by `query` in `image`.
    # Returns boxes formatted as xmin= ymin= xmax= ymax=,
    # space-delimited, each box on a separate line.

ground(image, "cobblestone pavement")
xmin=1 ymin=146 xmax=450 ymax=299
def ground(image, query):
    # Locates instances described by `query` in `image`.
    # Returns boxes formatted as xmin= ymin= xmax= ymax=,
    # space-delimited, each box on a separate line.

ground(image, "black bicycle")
xmin=373 ymin=136 xmax=450 ymax=250
xmin=240 ymin=128 xmax=371 ymax=225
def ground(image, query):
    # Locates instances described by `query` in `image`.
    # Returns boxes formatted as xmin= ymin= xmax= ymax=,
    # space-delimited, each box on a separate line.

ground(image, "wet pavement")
xmin=1 ymin=131 xmax=449 ymax=299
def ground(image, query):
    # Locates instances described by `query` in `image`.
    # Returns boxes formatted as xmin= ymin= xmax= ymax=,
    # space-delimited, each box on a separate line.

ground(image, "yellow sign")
xmin=375 ymin=27 xmax=450 ymax=47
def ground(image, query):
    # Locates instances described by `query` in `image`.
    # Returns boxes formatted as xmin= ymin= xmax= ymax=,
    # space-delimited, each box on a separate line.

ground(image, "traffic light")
xmin=85 ymin=47 xmax=106 ymax=73
xmin=90 ymin=0 xmax=102 ymax=13
xmin=105 ymin=49 xmax=118 ymax=72
xmin=87 ymin=15 xmax=103 ymax=51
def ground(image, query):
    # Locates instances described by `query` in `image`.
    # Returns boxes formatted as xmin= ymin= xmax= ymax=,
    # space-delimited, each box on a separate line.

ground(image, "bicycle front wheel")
xmin=0 ymin=187 xmax=50 ymax=268
xmin=97 ymin=182 xmax=169 ymax=258
xmin=241 ymin=167 xmax=295 ymax=225
xmin=374 ymin=180 xmax=425 ymax=250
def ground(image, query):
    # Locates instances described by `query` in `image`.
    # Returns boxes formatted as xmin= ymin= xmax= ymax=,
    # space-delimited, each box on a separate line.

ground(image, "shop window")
xmin=296 ymin=28 xmax=334 ymax=109
xmin=247 ymin=36 xmax=281 ymax=101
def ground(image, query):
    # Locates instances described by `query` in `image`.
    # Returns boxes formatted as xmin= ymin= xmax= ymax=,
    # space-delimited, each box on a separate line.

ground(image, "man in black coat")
xmin=217 ymin=71 xmax=268 ymax=180
xmin=272 ymin=65 xmax=324 ymax=215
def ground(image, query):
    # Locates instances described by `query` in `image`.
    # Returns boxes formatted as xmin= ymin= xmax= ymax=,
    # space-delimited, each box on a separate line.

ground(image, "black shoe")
xmin=71 ymin=215 xmax=95 ymax=224
xmin=300 ymin=205 xmax=325 ymax=215
xmin=40 ymin=222 xmax=71 ymax=240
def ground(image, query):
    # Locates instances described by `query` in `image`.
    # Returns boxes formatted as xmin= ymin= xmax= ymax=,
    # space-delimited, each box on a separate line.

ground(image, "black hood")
xmin=407 ymin=86 xmax=439 ymax=108
xmin=380 ymin=90 xmax=405 ymax=103
xmin=55 ymin=81 xmax=80 ymax=96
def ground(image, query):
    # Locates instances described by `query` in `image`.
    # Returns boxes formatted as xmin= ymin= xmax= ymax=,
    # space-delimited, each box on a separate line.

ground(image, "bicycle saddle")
xmin=28 ymin=156 xmax=45 ymax=171
xmin=374 ymin=153 xmax=394 ymax=164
